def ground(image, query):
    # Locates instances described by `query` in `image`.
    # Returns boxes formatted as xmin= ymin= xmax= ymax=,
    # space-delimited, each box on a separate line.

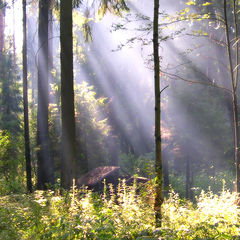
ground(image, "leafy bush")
xmin=119 ymin=152 xmax=155 ymax=178
xmin=0 ymin=182 xmax=240 ymax=239
xmin=119 ymin=152 xmax=235 ymax=199
xmin=162 ymin=190 xmax=240 ymax=239
xmin=0 ymin=131 xmax=25 ymax=195
xmin=170 ymin=171 xmax=235 ymax=198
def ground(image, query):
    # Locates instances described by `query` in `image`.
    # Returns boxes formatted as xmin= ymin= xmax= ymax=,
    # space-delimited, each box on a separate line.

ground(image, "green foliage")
xmin=0 ymin=184 xmax=240 ymax=239
xmin=73 ymin=0 xmax=83 ymax=8
xmin=162 ymin=190 xmax=240 ymax=239
xmin=119 ymin=153 xmax=136 ymax=176
xmin=193 ymin=172 xmax=234 ymax=194
xmin=0 ymin=52 xmax=22 ymax=135
xmin=97 ymin=0 xmax=129 ymax=21
xmin=119 ymin=152 xmax=155 ymax=178
xmin=0 ymin=131 xmax=25 ymax=195
xmin=45 ymin=81 xmax=112 ymax=176
xmin=28 ymin=103 xmax=38 ymax=183
xmin=0 ymin=48 xmax=25 ymax=195
xmin=169 ymin=170 xmax=235 ymax=198
xmin=0 ymin=181 xmax=154 ymax=239
xmin=119 ymin=151 xmax=235 ymax=199
xmin=75 ymin=81 xmax=110 ymax=169
xmin=75 ymin=81 xmax=109 ymax=137
xmin=166 ymin=81 xmax=234 ymax=184
xmin=0 ymin=130 xmax=11 ymax=162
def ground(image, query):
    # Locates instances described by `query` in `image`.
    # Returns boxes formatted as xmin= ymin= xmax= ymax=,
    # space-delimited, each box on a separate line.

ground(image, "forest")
xmin=1 ymin=0 xmax=240 ymax=239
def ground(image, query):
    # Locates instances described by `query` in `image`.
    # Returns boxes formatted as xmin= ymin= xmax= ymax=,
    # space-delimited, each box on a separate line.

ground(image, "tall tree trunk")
xmin=23 ymin=0 xmax=32 ymax=193
xmin=37 ymin=0 xmax=54 ymax=189
xmin=153 ymin=0 xmax=163 ymax=228
xmin=224 ymin=0 xmax=240 ymax=194
xmin=60 ymin=0 xmax=77 ymax=188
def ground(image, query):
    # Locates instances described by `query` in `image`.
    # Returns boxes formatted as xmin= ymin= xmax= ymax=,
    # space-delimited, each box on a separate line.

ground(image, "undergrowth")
xmin=0 ymin=180 xmax=240 ymax=239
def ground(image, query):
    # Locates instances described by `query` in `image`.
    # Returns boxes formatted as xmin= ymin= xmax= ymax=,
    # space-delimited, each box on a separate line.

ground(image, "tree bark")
xmin=37 ymin=0 xmax=54 ymax=189
xmin=60 ymin=0 xmax=77 ymax=188
xmin=153 ymin=0 xmax=163 ymax=228
xmin=23 ymin=0 xmax=32 ymax=193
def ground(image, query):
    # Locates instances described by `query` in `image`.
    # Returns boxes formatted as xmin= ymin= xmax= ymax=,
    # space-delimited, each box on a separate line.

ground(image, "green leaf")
xmin=186 ymin=1 xmax=196 ymax=5
xmin=202 ymin=2 xmax=212 ymax=6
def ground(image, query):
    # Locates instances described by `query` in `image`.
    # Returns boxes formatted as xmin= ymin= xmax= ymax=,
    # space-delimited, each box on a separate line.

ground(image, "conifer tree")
xmin=22 ymin=0 xmax=32 ymax=193
xmin=60 ymin=0 xmax=77 ymax=188
xmin=153 ymin=0 xmax=163 ymax=228
xmin=37 ymin=0 xmax=54 ymax=189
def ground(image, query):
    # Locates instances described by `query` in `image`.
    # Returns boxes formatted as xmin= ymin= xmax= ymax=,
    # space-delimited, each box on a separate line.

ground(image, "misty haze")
xmin=0 ymin=0 xmax=240 ymax=239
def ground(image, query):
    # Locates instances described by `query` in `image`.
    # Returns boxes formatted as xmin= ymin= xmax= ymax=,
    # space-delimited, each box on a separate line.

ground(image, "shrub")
xmin=0 ymin=182 xmax=240 ymax=239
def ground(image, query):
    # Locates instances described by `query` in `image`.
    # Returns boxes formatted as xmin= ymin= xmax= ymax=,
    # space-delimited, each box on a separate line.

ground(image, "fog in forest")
xmin=67 ymin=0 xmax=235 ymax=192
xmin=2 ymin=0 xmax=240 ymax=238
xmin=45 ymin=0 xmax=232 ymax=187
xmin=1 ymin=0 xmax=237 ymax=197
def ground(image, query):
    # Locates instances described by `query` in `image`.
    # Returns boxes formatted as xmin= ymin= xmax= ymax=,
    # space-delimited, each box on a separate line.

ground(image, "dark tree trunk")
xmin=37 ymin=0 xmax=54 ymax=189
xmin=60 ymin=0 xmax=77 ymax=188
xmin=153 ymin=0 xmax=163 ymax=228
xmin=22 ymin=0 xmax=32 ymax=193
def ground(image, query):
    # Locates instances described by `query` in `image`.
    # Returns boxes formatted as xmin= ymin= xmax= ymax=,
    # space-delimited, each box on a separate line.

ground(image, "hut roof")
xmin=77 ymin=166 xmax=120 ymax=186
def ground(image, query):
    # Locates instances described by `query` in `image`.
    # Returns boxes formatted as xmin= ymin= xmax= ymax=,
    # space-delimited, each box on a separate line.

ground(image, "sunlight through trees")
xmin=1 ymin=0 xmax=240 ymax=238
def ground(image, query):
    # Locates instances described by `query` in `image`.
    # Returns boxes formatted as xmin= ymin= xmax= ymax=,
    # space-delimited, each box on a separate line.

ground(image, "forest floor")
xmin=0 ymin=182 xmax=240 ymax=239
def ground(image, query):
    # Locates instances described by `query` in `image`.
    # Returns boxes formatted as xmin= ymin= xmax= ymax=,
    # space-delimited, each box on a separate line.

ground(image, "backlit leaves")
xmin=1 ymin=188 xmax=240 ymax=239
xmin=97 ymin=0 xmax=129 ymax=21
xmin=186 ymin=1 xmax=196 ymax=6
xmin=202 ymin=2 xmax=212 ymax=7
